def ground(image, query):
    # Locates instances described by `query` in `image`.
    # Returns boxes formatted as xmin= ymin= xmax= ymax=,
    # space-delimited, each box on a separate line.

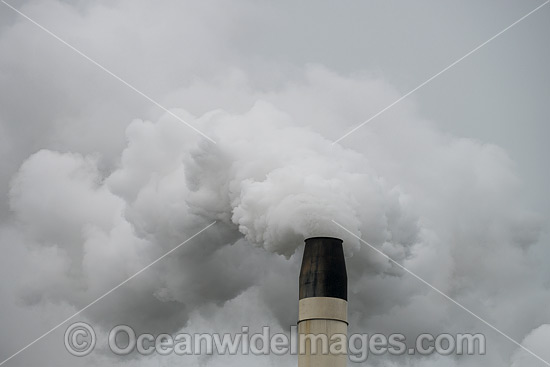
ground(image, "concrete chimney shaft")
xmin=298 ymin=237 xmax=348 ymax=367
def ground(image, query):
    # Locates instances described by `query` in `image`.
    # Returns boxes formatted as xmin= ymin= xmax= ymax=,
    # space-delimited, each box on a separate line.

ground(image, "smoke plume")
xmin=0 ymin=2 xmax=548 ymax=367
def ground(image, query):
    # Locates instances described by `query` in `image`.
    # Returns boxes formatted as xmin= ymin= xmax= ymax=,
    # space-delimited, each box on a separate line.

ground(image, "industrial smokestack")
xmin=298 ymin=237 xmax=348 ymax=367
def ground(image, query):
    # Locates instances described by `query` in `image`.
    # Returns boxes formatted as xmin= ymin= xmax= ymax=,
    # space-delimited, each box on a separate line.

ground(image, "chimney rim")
xmin=304 ymin=236 xmax=343 ymax=242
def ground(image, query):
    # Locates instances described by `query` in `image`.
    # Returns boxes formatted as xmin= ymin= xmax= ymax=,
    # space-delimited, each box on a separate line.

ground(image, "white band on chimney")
xmin=298 ymin=297 xmax=348 ymax=324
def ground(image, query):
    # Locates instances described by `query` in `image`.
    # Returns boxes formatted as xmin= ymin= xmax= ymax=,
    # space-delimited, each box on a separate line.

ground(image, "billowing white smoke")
xmin=97 ymin=99 xmax=414 ymax=258
xmin=5 ymin=67 xmax=547 ymax=366
xmin=8 ymin=94 xmax=418 ymax=331
xmin=0 ymin=1 xmax=548 ymax=366
xmin=173 ymin=101 xmax=403 ymax=256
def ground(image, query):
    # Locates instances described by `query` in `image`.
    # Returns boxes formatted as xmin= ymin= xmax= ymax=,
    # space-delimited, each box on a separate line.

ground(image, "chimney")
xmin=298 ymin=237 xmax=348 ymax=367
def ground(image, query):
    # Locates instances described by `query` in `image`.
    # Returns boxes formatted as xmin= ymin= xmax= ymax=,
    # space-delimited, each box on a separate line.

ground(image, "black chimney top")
xmin=299 ymin=237 xmax=347 ymax=301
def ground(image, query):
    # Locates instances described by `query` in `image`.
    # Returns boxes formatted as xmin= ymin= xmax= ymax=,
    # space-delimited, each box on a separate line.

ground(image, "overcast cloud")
xmin=0 ymin=1 xmax=549 ymax=366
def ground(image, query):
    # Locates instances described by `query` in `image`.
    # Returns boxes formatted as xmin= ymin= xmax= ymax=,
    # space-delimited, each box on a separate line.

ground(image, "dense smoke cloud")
xmin=8 ymin=94 xmax=419 ymax=328
xmin=7 ymin=74 xmax=548 ymax=365
xmin=0 ymin=1 xmax=548 ymax=367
